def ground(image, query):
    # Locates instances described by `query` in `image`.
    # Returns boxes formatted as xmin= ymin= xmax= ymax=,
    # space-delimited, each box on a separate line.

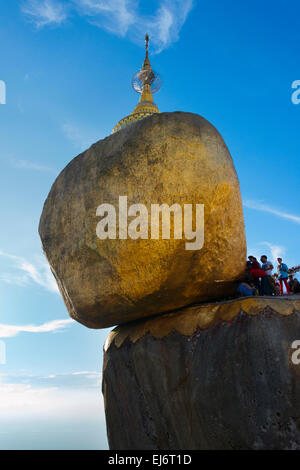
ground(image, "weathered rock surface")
xmin=103 ymin=297 xmax=300 ymax=450
xmin=39 ymin=112 xmax=246 ymax=328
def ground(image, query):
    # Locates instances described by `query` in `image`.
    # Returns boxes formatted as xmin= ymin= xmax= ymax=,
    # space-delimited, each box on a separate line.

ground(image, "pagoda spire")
xmin=112 ymin=34 xmax=161 ymax=134
xmin=131 ymin=34 xmax=159 ymax=115
xmin=143 ymin=33 xmax=150 ymax=66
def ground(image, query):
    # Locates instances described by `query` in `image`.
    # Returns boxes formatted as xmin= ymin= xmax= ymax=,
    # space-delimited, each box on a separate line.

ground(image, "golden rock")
xmin=39 ymin=111 xmax=246 ymax=328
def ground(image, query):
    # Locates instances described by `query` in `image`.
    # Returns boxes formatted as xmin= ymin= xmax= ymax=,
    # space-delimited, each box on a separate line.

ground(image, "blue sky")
xmin=0 ymin=0 xmax=299 ymax=450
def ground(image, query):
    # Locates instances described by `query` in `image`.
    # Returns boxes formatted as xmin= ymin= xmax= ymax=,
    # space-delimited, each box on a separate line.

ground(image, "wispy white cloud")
xmin=247 ymin=242 xmax=286 ymax=267
xmin=21 ymin=0 xmax=194 ymax=52
xmin=74 ymin=0 xmax=136 ymax=36
xmin=140 ymin=0 xmax=194 ymax=53
xmin=74 ymin=0 xmax=194 ymax=52
xmin=259 ymin=242 xmax=286 ymax=264
xmin=62 ymin=123 xmax=101 ymax=151
xmin=0 ymin=319 xmax=74 ymax=338
xmin=0 ymin=371 xmax=103 ymax=419
xmin=22 ymin=0 xmax=68 ymax=28
xmin=11 ymin=159 xmax=57 ymax=173
xmin=0 ymin=251 xmax=59 ymax=294
xmin=0 ymin=378 xmax=106 ymax=449
xmin=244 ymin=200 xmax=300 ymax=225
xmin=1 ymin=371 xmax=100 ymax=388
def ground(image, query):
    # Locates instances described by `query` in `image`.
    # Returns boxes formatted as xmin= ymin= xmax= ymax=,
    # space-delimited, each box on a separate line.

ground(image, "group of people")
xmin=237 ymin=255 xmax=300 ymax=297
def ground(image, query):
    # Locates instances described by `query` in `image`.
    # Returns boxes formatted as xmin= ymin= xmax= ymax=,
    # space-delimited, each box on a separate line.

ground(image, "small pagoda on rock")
xmin=112 ymin=34 xmax=162 ymax=134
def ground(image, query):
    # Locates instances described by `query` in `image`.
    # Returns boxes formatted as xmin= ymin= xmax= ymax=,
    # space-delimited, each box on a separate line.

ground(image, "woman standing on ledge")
xmin=277 ymin=257 xmax=290 ymax=295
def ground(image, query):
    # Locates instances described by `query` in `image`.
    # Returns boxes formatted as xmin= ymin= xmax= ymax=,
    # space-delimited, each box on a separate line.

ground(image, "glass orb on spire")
xmin=132 ymin=69 xmax=162 ymax=94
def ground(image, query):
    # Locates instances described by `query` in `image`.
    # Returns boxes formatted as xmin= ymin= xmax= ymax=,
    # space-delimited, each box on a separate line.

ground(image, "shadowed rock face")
xmin=39 ymin=112 xmax=246 ymax=329
xmin=103 ymin=298 xmax=300 ymax=450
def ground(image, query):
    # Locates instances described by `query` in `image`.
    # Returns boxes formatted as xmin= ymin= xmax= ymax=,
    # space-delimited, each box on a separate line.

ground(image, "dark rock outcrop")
xmin=103 ymin=297 xmax=300 ymax=449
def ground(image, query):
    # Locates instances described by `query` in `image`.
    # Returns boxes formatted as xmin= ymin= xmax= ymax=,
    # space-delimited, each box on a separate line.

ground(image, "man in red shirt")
xmin=247 ymin=259 xmax=267 ymax=296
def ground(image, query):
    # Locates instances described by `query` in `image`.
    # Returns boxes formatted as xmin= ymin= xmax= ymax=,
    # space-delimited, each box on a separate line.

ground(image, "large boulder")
xmin=103 ymin=297 xmax=300 ymax=450
xmin=39 ymin=112 xmax=246 ymax=328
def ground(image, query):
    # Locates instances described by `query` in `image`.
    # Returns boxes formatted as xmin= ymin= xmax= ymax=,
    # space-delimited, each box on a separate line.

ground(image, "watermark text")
xmin=96 ymin=196 xmax=204 ymax=251
xmin=0 ymin=341 xmax=6 ymax=365
xmin=291 ymin=80 xmax=300 ymax=104
xmin=0 ymin=80 xmax=6 ymax=104
xmin=291 ymin=340 xmax=300 ymax=365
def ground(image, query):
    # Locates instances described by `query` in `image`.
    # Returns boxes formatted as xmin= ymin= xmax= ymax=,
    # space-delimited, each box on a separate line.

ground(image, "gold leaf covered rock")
xmin=39 ymin=111 xmax=246 ymax=328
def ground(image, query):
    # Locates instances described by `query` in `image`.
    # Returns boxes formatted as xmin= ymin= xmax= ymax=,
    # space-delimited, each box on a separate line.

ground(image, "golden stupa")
xmin=112 ymin=34 xmax=161 ymax=134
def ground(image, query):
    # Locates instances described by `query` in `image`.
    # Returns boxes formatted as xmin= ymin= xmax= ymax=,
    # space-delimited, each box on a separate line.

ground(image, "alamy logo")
xmin=291 ymin=340 xmax=300 ymax=365
xmin=291 ymin=80 xmax=300 ymax=105
xmin=0 ymin=341 xmax=6 ymax=365
xmin=96 ymin=196 xmax=204 ymax=250
xmin=0 ymin=80 xmax=6 ymax=104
